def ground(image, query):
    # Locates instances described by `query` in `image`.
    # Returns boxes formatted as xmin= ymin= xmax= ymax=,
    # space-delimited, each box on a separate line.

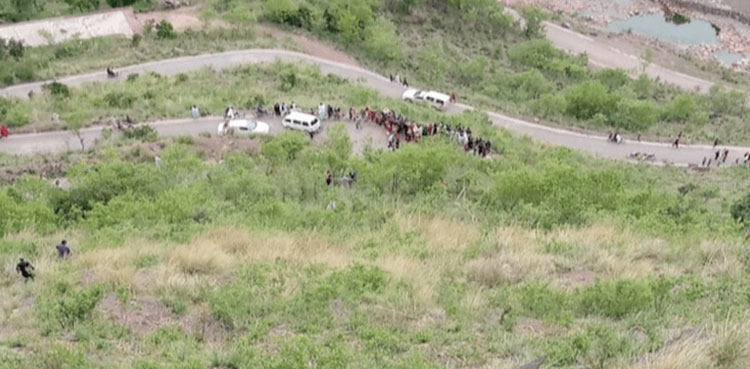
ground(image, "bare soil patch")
xmin=98 ymin=293 xmax=226 ymax=341
xmin=256 ymin=24 xmax=363 ymax=68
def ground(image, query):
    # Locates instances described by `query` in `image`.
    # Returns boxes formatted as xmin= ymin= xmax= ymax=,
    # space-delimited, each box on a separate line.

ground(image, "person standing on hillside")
xmin=326 ymin=170 xmax=333 ymax=186
xmin=16 ymin=258 xmax=35 ymax=281
xmin=56 ymin=240 xmax=71 ymax=260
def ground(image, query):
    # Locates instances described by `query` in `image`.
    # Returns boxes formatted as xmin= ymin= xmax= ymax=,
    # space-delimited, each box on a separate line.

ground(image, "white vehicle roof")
xmin=284 ymin=112 xmax=319 ymax=122
xmin=425 ymin=91 xmax=450 ymax=101
xmin=226 ymin=119 xmax=257 ymax=128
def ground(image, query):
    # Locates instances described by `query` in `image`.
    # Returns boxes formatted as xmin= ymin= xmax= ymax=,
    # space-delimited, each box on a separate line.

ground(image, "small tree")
xmin=155 ymin=20 xmax=176 ymax=40
xmin=520 ymin=6 xmax=548 ymax=38
xmin=641 ymin=47 xmax=654 ymax=73
xmin=62 ymin=110 xmax=89 ymax=151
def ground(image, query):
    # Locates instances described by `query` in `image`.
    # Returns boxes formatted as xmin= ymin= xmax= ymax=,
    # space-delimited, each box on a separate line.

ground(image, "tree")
xmin=564 ymin=81 xmax=616 ymax=120
xmin=641 ymin=47 xmax=654 ymax=73
xmin=63 ymin=0 xmax=100 ymax=13
xmin=610 ymin=99 xmax=660 ymax=131
xmin=520 ymin=6 xmax=547 ymax=38
xmin=362 ymin=18 xmax=401 ymax=64
xmin=155 ymin=20 xmax=176 ymax=39
xmin=662 ymin=94 xmax=698 ymax=122
xmin=62 ymin=110 xmax=89 ymax=151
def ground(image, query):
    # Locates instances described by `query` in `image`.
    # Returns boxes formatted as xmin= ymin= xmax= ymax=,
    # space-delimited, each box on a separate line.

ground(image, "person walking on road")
xmin=16 ymin=258 xmax=35 ymax=281
xmin=191 ymin=105 xmax=200 ymax=119
xmin=0 ymin=124 xmax=8 ymax=139
xmin=56 ymin=240 xmax=71 ymax=259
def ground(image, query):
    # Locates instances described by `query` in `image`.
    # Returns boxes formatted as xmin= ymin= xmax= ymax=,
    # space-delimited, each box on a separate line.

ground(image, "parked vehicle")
xmin=282 ymin=112 xmax=321 ymax=133
xmin=217 ymin=119 xmax=270 ymax=136
xmin=402 ymin=89 xmax=450 ymax=110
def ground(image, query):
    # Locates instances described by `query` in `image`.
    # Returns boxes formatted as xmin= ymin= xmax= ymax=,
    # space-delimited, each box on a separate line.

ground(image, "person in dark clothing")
xmin=715 ymin=150 xmax=721 ymax=161
xmin=326 ymin=171 xmax=333 ymax=186
xmin=402 ymin=78 xmax=408 ymax=87
xmin=16 ymin=258 xmax=34 ymax=281
xmin=56 ymin=240 xmax=71 ymax=259
xmin=714 ymin=138 xmax=719 ymax=148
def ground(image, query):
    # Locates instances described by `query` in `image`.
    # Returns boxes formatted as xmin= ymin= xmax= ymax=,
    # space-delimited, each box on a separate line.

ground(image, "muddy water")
xmin=608 ymin=12 xmax=718 ymax=45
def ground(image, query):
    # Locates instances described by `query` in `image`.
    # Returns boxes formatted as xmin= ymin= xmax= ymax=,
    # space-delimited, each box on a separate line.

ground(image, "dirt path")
xmin=131 ymin=7 xmax=361 ymax=69
xmin=255 ymin=24 xmax=363 ymax=68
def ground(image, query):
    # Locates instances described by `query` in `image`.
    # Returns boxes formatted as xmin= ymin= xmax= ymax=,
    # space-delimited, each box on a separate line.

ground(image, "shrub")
xmin=7 ymin=39 xmax=24 ymax=60
xmin=106 ymin=0 xmax=137 ymax=7
xmin=578 ymin=279 xmax=653 ymax=318
xmin=131 ymin=34 xmax=142 ymax=48
xmin=37 ymin=282 xmax=104 ymax=331
xmin=123 ymin=124 xmax=159 ymax=142
xmin=155 ymin=20 xmax=176 ymax=40
xmin=610 ymin=99 xmax=660 ymax=131
xmin=103 ymin=91 xmax=136 ymax=108
xmin=13 ymin=63 xmax=35 ymax=81
xmin=43 ymin=81 xmax=71 ymax=98
xmin=564 ymin=80 xmax=616 ymax=121
xmin=730 ymin=193 xmax=750 ymax=226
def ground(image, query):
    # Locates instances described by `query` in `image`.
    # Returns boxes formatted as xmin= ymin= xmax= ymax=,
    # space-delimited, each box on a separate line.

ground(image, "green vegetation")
xmin=2 ymin=62 xmax=750 ymax=368
xmin=0 ymin=0 xmax=153 ymax=23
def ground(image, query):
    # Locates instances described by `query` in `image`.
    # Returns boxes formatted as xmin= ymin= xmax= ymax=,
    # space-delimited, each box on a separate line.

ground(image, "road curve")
xmin=543 ymin=21 xmax=714 ymax=93
xmin=0 ymin=49 xmax=746 ymax=166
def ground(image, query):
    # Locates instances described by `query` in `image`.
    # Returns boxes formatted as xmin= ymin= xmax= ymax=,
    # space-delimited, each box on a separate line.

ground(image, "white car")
xmin=217 ymin=119 xmax=270 ymax=136
xmin=282 ymin=112 xmax=321 ymax=133
xmin=402 ymin=89 xmax=450 ymax=109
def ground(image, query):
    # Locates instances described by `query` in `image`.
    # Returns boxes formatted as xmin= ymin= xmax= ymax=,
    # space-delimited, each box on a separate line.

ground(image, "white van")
xmin=282 ymin=112 xmax=321 ymax=133
xmin=402 ymin=89 xmax=450 ymax=110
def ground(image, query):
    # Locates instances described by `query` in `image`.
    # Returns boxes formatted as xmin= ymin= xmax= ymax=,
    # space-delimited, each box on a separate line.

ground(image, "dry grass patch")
xmin=398 ymin=215 xmax=479 ymax=251
xmin=75 ymin=239 xmax=158 ymax=288
xmin=466 ymin=251 xmax=555 ymax=287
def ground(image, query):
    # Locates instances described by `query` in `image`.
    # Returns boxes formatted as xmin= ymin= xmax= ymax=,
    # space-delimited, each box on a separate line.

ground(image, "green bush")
xmin=43 ymin=81 xmax=71 ymax=98
xmin=730 ymin=193 xmax=750 ymax=226
xmin=578 ymin=279 xmax=653 ymax=318
xmin=564 ymin=80 xmax=616 ymax=121
xmin=155 ymin=20 xmax=176 ymax=40
xmin=122 ymin=125 xmax=157 ymax=141
xmin=37 ymin=281 xmax=104 ymax=332
xmin=106 ymin=0 xmax=137 ymax=7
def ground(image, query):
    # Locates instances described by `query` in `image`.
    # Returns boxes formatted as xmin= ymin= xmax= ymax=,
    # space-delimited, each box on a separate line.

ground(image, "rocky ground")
xmin=504 ymin=0 xmax=750 ymax=72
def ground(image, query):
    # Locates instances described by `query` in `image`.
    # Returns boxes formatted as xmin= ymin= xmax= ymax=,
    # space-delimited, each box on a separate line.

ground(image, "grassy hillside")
xmin=2 ymin=65 xmax=750 ymax=368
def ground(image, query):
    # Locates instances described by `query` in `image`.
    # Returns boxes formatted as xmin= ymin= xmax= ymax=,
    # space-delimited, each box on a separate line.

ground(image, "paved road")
xmin=0 ymin=49 xmax=746 ymax=166
xmin=543 ymin=21 xmax=714 ymax=93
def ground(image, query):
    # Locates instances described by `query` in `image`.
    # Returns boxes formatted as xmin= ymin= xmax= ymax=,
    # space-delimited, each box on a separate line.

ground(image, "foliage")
xmin=155 ymin=20 xmax=176 ymax=40
xmin=62 ymin=0 xmax=100 ymax=13
xmin=122 ymin=125 xmax=158 ymax=142
xmin=106 ymin=0 xmax=137 ymax=7
xmin=519 ymin=6 xmax=547 ymax=38
xmin=42 ymin=81 xmax=71 ymax=98
xmin=730 ymin=193 xmax=750 ymax=226
xmin=37 ymin=281 xmax=103 ymax=332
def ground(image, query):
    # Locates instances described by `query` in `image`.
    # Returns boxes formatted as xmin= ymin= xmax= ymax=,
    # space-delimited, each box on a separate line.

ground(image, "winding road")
xmin=0 ymin=49 xmax=747 ymax=166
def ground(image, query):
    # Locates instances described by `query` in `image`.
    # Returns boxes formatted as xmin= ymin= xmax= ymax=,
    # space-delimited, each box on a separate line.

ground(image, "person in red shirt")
xmin=0 ymin=124 xmax=9 ymax=139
